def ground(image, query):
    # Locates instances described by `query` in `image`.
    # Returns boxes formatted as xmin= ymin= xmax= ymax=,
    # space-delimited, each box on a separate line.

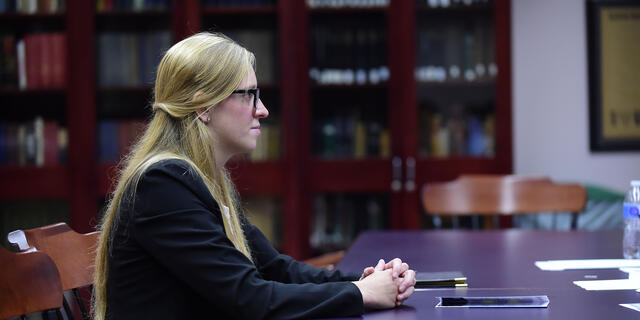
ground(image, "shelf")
xmin=227 ymin=160 xmax=284 ymax=195
xmin=309 ymin=158 xmax=391 ymax=192
xmin=95 ymin=10 xmax=170 ymax=18
xmin=98 ymin=86 xmax=153 ymax=94
xmin=311 ymin=83 xmax=388 ymax=91
xmin=308 ymin=7 xmax=388 ymax=14
xmin=202 ymin=6 xmax=277 ymax=15
xmin=416 ymin=79 xmax=495 ymax=87
xmin=0 ymin=166 xmax=69 ymax=199
xmin=416 ymin=4 xmax=493 ymax=14
xmin=0 ymin=88 xmax=66 ymax=96
xmin=0 ymin=12 xmax=64 ymax=21
xmin=416 ymin=157 xmax=505 ymax=182
xmin=95 ymin=11 xmax=171 ymax=30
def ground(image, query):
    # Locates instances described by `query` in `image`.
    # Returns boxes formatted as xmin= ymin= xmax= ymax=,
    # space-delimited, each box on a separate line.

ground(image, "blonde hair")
xmin=92 ymin=32 xmax=255 ymax=320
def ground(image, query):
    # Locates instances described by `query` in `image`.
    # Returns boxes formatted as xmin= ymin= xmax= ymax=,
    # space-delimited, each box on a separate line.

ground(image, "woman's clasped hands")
xmin=352 ymin=258 xmax=416 ymax=309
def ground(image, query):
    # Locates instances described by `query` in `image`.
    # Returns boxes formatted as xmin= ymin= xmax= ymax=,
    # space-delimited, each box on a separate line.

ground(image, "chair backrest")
xmin=422 ymin=174 xmax=587 ymax=217
xmin=303 ymin=250 xmax=345 ymax=270
xmin=8 ymin=222 xmax=100 ymax=290
xmin=0 ymin=246 xmax=63 ymax=319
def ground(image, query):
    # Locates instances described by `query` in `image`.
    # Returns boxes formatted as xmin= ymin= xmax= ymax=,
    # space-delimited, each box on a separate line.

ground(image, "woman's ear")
xmin=196 ymin=108 xmax=211 ymax=124
xmin=193 ymin=91 xmax=211 ymax=124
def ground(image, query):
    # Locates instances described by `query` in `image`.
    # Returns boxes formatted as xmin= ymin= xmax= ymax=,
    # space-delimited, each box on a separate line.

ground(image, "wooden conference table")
xmin=324 ymin=230 xmax=639 ymax=319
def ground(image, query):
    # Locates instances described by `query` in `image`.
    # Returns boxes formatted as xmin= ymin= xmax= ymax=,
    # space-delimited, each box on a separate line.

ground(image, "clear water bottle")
xmin=623 ymin=180 xmax=640 ymax=259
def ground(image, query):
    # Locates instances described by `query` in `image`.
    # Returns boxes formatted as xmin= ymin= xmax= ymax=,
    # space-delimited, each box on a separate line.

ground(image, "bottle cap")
xmin=631 ymin=180 xmax=640 ymax=187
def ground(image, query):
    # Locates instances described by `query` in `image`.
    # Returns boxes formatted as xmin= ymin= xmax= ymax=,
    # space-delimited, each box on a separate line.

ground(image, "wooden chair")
xmin=303 ymin=251 xmax=345 ymax=270
xmin=8 ymin=223 xmax=100 ymax=320
xmin=421 ymin=175 xmax=587 ymax=230
xmin=0 ymin=246 xmax=64 ymax=320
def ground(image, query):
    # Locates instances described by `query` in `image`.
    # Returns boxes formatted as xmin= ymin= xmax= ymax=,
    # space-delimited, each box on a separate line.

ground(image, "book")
xmin=416 ymin=271 xmax=467 ymax=288
xmin=57 ymin=126 xmax=68 ymax=164
xmin=34 ymin=116 xmax=44 ymax=166
xmin=16 ymin=39 xmax=26 ymax=89
xmin=51 ymin=33 xmax=66 ymax=88
xmin=0 ymin=124 xmax=6 ymax=164
xmin=98 ymin=121 xmax=119 ymax=163
xmin=43 ymin=121 xmax=59 ymax=166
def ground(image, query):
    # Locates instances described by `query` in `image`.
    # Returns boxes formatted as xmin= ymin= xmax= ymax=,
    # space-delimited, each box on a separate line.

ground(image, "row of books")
xmin=97 ymin=120 xmax=146 ymax=163
xmin=249 ymin=122 xmax=280 ymax=161
xmin=307 ymin=0 xmax=389 ymax=8
xmin=97 ymin=31 xmax=171 ymax=88
xmin=96 ymin=0 xmax=169 ymax=12
xmin=202 ymin=0 xmax=276 ymax=6
xmin=313 ymin=112 xmax=390 ymax=159
xmin=416 ymin=19 xmax=495 ymax=82
xmin=0 ymin=33 xmax=67 ymax=90
xmin=0 ymin=0 xmax=64 ymax=13
xmin=422 ymin=0 xmax=491 ymax=9
xmin=309 ymin=25 xmax=387 ymax=85
xmin=0 ymin=118 xmax=68 ymax=167
xmin=419 ymin=111 xmax=494 ymax=157
xmin=310 ymin=194 xmax=387 ymax=249
xmin=225 ymin=30 xmax=277 ymax=84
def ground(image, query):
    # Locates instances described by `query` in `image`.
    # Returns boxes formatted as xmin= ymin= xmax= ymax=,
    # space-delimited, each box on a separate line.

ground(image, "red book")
xmin=25 ymin=34 xmax=43 ymax=90
xmin=58 ymin=33 xmax=67 ymax=88
xmin=43 ymin=121 xmax=59 ymax=166
xmin=24 ymin=35 xmax=35 ymax=89
xmin=41 ymin=33 xmax=53 ymax=88
xmin=105 ymin=0 xmax=113 ymax=11
xmin=117 ymin=121 xmax=130 ymax=159
xmin=51 ymin=33 xmax=65 ymax=88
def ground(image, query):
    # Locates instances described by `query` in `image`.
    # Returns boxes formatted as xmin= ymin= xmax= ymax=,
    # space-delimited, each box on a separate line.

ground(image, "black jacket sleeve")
xmin=243 ymin=222 xmax=360 ymax=284
xmin=130 ymin=159 xmax=364 ymax=320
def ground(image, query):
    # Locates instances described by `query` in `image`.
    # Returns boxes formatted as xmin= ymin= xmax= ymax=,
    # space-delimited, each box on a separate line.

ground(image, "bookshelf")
xmin=0 ymin=0 xmax=511 ymax=259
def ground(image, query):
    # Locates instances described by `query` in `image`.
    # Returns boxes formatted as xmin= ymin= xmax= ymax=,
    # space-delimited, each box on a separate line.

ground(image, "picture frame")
xmin=587 ymin=0 xmax=640 ymax=151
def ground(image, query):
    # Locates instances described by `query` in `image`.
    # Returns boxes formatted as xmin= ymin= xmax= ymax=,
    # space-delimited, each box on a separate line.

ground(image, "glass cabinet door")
xmin=415 ymin=0 xmax=496 ymax=159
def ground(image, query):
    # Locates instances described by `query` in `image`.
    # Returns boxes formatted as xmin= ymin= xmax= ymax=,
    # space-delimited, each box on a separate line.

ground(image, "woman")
xmin=93 ymin=32 xmax=416 ymax=320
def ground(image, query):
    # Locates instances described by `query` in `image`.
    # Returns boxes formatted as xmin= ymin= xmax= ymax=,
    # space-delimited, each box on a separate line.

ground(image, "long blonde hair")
xmin=92 ymin=32 xmax=255 ymax=320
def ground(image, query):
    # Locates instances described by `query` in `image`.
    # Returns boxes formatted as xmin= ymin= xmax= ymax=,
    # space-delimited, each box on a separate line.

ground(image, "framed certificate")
xmin=587 ymin=0 xmax=640 ymax=151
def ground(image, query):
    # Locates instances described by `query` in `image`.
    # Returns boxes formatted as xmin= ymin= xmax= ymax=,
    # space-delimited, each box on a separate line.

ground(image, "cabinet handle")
xmin=391 ymin=156 xmax=402 ymax=192
xmin=405 ymin=157 xmax=416 ymax=192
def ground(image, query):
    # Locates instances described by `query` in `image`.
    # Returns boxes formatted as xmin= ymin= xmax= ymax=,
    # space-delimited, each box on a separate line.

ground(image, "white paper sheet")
xmin=535 ymin=259 xmax=640 ymax=271
xmin=619 ymin=267 xmax=640 ymax=280
xmin=573 ymin=279 xmax=640 ymax=291
xmin=620 ymin=303 xmax=640 ymax=312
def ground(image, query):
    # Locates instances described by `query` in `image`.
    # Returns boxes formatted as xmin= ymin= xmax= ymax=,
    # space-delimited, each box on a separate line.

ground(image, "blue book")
xmin=0 ymin=123 xmax=6 ymax=164
xmin=99 ymin=121 xmax=119 ymax=163
xmin=466 ymin=116 xmax=486 ymax=156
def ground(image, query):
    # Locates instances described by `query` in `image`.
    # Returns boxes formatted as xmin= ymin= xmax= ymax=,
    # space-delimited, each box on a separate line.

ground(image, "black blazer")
xmin=106 ymin=159 xmax=363 ymax=319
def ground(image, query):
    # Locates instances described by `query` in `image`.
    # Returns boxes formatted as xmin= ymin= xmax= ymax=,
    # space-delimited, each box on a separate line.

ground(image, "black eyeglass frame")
xmin=231 ymin=88 xmax=260 ymax=109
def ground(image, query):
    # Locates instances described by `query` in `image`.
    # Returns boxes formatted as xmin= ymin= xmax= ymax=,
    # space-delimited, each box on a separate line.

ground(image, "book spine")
xmin=34 ymin=116 xmax=44 ymax=166
xmin=51 ymin=33 xmax=64 ymax=88
xmin=57 ymin=126 xmax=68 ymax=164
xmin=0 ymin=123 xmax=6 ymax=165
xmin=41 ymin=33 xmax=52 ymax=88
xmin=25 ymin=34 xmax=43 ymax=90
xmin=17 ymin=39 xmax=26 ymax=90
xmin=43 ymin=120 xmax=59 ymax=166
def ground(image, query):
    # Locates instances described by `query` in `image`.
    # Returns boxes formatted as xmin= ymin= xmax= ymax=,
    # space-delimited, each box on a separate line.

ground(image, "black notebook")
xmin=416 ymin=271 xmax=467 ymax=288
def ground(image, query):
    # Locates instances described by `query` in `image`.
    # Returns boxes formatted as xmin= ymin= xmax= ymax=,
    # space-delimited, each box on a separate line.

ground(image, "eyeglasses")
xmin=231 ymin=88 xmax=260 ymax=109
